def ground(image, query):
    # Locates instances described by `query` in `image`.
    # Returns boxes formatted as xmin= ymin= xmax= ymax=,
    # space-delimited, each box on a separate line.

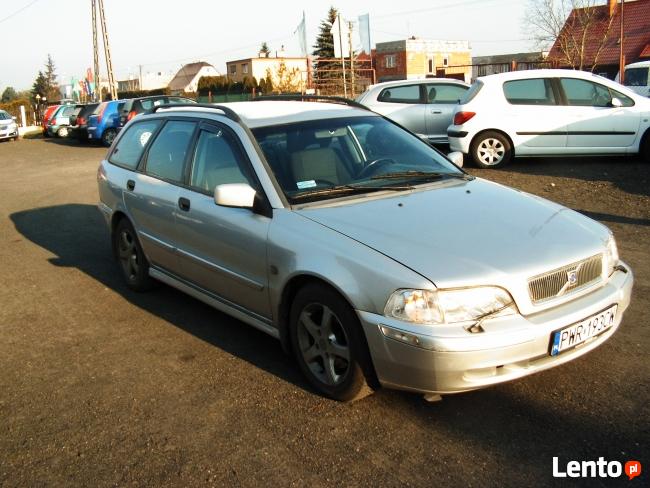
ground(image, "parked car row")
xmin=42 ymin=95 xmax=195 ymax=146
xmin=357 ymin=69 xmax=650 ymax=168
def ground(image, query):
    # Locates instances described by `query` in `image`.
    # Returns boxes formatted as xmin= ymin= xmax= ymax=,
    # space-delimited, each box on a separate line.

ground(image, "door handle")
xmin=126 ymin=179 xmax=135 ymax=191
xmin=431 ymin=110 xmax=442 ymax=114
xmin=178 ymin=197 xmax=191 ymax=211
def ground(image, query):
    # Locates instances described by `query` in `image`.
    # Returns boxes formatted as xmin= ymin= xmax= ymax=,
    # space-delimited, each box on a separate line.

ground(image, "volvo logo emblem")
xmin=567 ymin=269 xmax=578 ymax=286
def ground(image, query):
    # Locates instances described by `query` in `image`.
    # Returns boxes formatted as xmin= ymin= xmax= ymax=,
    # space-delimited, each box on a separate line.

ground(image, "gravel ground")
xmin=0 ymin=137 xmax=648 ymax=487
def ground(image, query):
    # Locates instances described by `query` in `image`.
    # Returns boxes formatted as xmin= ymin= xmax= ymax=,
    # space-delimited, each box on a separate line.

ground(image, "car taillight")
xmin=453 ymin=111 xmax=476 ymax=125
xmin=78 ymin=117 xmax=86 ymax=125
xmin=127 ymin=110 xmax=136 ymax=121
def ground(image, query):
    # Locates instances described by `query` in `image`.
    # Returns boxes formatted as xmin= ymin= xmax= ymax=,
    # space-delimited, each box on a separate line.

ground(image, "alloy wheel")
xmin=117 ymin=229 xmax=139 ymax=281
xmin=297 ymin=303 xmax=351 ymax=386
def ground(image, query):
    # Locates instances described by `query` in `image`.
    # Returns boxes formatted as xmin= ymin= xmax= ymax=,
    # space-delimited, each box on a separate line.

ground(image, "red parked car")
xmin=41 ymin=105 xmax=60 ymax=137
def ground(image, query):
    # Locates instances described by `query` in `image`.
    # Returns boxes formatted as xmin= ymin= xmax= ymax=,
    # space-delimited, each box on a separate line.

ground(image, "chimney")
xmin=609 ymin=0 xmax=617 ymax=17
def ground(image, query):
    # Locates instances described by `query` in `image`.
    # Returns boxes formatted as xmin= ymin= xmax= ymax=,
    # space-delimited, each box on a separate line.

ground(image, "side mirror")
xmin=214 ymin=183 xmax=256 ymax=209
xmin=609 ymin=97 xmax=623 ymax=108
xmin=11 ymin=116 xmax=17 ymax=121
xmin=447 ymin=151 xmax=464 ymax=168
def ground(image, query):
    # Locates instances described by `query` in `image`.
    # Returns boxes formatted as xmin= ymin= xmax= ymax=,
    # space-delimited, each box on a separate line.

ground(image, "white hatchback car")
xmin=448 ymin=69 xmax=650 ymax=168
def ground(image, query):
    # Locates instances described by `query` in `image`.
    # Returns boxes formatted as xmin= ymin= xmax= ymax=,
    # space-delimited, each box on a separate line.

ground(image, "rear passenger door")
xmin=424 ymin=83 xmax=468 ymax=143
xmin=121 ymin=119 xmax=197 ymax=276
xmin=372 ymin=84 xmax=427 ymax=137
xmin=502 ymin=78 xmax=567 ymax=150
xmin=175 ymin=123 xmax=272 ymax=319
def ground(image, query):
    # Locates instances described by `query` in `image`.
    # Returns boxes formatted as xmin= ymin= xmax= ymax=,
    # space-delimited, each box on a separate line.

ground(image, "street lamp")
xmin=35 ymin=94 xmax=41 ymax=124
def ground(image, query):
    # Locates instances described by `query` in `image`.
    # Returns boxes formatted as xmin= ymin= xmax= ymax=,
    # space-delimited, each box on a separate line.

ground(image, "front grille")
xmin=528 ymin=254 xmax=603 ymax=304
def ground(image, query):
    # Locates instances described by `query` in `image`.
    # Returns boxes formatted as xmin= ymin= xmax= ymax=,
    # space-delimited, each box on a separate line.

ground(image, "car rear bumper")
xmin=448 ymin=132 xmax=471 ymax=153
xmin=357 ymin=263 xmax=633 ymax=395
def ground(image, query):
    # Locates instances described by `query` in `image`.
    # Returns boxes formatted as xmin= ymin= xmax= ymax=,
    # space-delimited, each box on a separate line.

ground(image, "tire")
xmin=470 ymin=130 xmax=513 ymax=168
xmin=101 ymin=128 xmax=116 ymax=147
xmin=642 ymin=133 xmax=650 ymax=163
xmin=289 ymin=283 xmax=374 ymax=402
xmin=57 ymin=126 xmax=69 ymax=138
xmin=113 ymin=219 xmax=153 ymax=292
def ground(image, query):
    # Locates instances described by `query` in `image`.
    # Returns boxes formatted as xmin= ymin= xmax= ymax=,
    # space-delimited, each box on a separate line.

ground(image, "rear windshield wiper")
xmin=290 ymin=183 xmax=414 ymax=201
xmin=370 ymin=171 xmax=474 ymax=181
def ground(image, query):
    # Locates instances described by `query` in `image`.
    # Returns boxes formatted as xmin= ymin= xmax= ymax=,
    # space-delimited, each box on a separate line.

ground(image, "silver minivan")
xmin=97 ymin=99 xmax=633 ymax=401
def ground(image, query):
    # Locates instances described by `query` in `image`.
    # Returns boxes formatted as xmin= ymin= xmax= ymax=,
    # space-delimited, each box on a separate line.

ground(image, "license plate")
xmin=550 ymin=305 xmax=618 ymax=356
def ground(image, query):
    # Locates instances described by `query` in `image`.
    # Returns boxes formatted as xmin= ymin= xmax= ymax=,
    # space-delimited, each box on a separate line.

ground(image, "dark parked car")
xmin=118 ymin=96 xmax=195 ymax=129
xmin=69 ymin=103 xmax=100 ymax=141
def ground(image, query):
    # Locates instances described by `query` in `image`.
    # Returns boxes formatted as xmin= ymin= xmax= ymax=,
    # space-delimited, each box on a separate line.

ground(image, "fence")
xmin=310 ymin=58 xmax=375 ymax=98
xmin=444 ymin=60 xmax=555 ymax=83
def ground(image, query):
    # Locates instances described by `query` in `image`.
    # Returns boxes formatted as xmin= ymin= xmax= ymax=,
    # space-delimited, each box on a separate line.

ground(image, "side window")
xmin=378 ymin=85 xmax=422 ymax=104
xmin=623 ymin=68 xmax=648 ymax=87
xmin=145 ymin=121 xmax=196 ymax=183
xmin=503 ymin=79 xmax=556 ymax=105
xmin=109 ymin=120 xmax=161 ymax=169
xmin=427 ymin=84 xmax=468 ymax=104
xmin=189 ymin=128 xmax=251 ymax=193
xmin=560 ymin=78 xmax=611 ymax=107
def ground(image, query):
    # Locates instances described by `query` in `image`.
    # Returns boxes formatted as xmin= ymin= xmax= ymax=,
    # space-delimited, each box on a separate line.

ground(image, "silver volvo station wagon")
xmin=97 ymin=97 xmax=633 ymax=402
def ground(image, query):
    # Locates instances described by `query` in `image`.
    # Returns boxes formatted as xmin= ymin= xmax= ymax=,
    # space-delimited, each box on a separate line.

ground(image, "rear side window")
xmin=624 ymin=67 xmax=648 ymax=87
xmin=145 ymin=121 xmax=196 ymax=183
xmin=109 ymin=120 xmax=161 ymax=169
xmin=378 ymin=85 xmax=422 ymax=103
xmin=460 ymin=80 xmax=483 ymax=104
xmin=503 ymin=79 xmax=556 ymax=105
xmin=426 ymin=84 xmax=468 ymax=104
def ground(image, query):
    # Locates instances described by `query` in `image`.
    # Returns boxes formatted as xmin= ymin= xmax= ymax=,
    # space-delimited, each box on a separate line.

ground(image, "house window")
xmin=229 ymin=65 xmax=237 ymax=75
xmin=242 ymin=63 xmax=249 ymax=74
xmin=385 ymin=54 xmax=396 ymax=69
xmin=443 ymin=55 xmax=449 ymax=67
xmin=427 ymin=57 xmax=434 ymax=73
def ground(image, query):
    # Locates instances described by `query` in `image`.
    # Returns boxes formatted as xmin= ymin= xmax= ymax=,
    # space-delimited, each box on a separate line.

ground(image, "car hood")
xmin=296 ymin=178 xmax=609 ymax=312
xmin=0 ymin=119 xmax=14 ymax=126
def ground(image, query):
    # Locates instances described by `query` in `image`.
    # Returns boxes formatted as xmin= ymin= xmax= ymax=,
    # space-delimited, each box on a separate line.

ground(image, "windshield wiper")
xmin=370 ymin=171 xmax=474 ymax=181
xmin=290 ymin=183 xmax=414 ymax=201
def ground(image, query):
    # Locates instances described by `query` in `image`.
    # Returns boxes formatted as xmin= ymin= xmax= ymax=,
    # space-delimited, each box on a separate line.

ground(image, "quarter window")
xmin=503 ymin=78 xmax=557 ymax=105
xmin=190 ymin=128 xmax=251 ymax=193
xmin=378 ymin=84 xmax=421 ymax=103
xmin=145 ymin=121 xmax=196 ymax=183
xmin=109 ymin=120 xmax=161 ymax=169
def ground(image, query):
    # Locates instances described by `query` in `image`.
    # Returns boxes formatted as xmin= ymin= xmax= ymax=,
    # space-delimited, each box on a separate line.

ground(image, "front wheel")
xmin=113 ymin=219 xmax=153 ymax=292
xmin=641 ymin=134 xmax=650 ymax=163
xmin=470 ymin=131 xmax=512 ymax=168
xmin=289 ymin=284 xmax=374 ymax=402
xmin=102 ymin=128 xmax=116 ymax=147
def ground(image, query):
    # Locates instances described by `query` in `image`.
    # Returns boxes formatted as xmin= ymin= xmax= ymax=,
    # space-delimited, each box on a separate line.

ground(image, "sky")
xmin=0 ymin=0 xmax=534 ymax=92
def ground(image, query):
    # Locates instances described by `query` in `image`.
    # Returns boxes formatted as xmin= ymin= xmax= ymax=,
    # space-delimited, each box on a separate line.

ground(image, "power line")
xmin=372 ymin=0 xmax=515 ymax=20
xmin=372 ymin=28 xmax=531 ymax=43
xmin=0 ymin=0 xmax=42 ymax=24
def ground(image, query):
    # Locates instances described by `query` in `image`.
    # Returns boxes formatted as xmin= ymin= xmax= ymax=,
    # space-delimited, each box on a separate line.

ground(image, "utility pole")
xmin=619 ymin=0 xmax=625 ymax=84
xmin=139 ymin=64 xmax=143 ymax=91
xmin=91 ymin=0 xmax=99 ymax=102
xmin=91 ymin=0 xmax=118 ymax=100
xmin=348 ymin=20 xmax=355 ymax=97
xmin=337 ymin=13 xmax=347 ymax=97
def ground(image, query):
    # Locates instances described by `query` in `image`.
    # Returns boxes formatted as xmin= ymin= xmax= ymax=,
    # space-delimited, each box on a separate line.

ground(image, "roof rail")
xmin=253 ymin=94 xmax=371 ymax=111
xmin=149 ymin=103 xmax=242 ymax=123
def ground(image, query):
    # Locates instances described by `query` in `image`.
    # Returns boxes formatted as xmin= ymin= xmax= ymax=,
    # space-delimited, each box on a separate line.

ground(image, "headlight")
xmin=603 ymin=234 xmax=619 ymax=278
xmin=384 ymin=286 xmax=516 ymax=325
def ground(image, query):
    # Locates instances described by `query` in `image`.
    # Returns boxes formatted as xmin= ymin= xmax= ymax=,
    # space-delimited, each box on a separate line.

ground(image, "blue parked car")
xmin=87 ymin=100 xmax=125 ymax=146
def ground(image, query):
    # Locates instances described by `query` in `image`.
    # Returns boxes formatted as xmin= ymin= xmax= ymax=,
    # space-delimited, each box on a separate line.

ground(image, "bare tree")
xmin=524 ymin=0 xmax=616 ymax=71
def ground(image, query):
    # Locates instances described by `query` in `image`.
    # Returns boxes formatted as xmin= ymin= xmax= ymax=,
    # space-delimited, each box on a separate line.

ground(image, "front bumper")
xmin=358 ymin=263 xmax=633 ymax=394
xmin=0 ymin=127 xmax=18 ymax=140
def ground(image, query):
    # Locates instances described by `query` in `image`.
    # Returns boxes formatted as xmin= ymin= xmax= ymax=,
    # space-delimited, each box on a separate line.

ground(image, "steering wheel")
xmin=357 ymin=158 xmax=397 ymax=179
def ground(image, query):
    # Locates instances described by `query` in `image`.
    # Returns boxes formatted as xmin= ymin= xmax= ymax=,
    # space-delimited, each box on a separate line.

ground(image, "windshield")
xmin=252 ymin=116 xmax=463 ymax=203
xmin=0 ymin=111 xmax=11 ymax=120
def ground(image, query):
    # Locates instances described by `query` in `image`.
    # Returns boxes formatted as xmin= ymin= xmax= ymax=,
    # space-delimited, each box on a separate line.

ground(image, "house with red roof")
xmin=548 ymin=0 xmax=650 ymax=78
